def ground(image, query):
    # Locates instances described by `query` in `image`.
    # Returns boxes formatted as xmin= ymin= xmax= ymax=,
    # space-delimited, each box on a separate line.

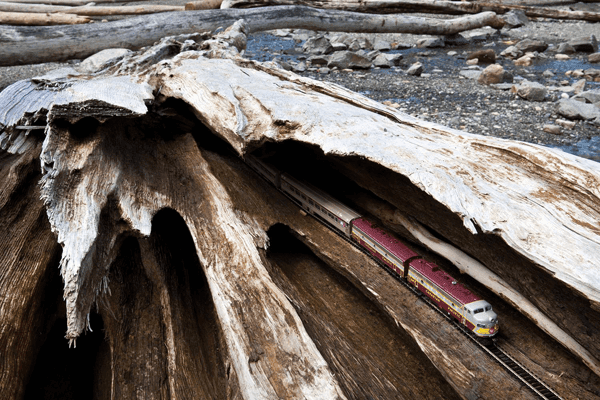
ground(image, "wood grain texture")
xmin=0 ymin=23 xmax=599 ymax=398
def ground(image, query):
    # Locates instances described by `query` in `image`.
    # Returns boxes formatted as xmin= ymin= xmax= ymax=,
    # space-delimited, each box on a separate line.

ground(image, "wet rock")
xmin=542 ymin=70 xmax=555 ymax=78
xmin=331 ymin=42 xmax=348 ymax=52
xmin=515 ymin=39 xmax=548 ymax=53
xmin=392 ymin=42 xmax=412 ymax=50
xmin=348 ymin=39 xmax=361 ymax=52
xmin=478 ymin=64 xmax=512 ymax=85
xmin=574 ymin=89 xmax=600 ymax=104
xmin=467 ymin=49 xmax=496 ymax=64
xmin=543 ymin=124 xmax=561 ymax=134
xmin=373 ymin=39 xmax=391 ymax=52
xmin=293 ymin=62 xmax=307 ymax=73
xmin=572 ymin=79 xmax=586 ymax=95
xmin=327 ymin=51 xmax=371 ymax=69
xmin=459 ymin=70 xmax=482 ymax=80
xmin=502 ymin=10 xmax=529 ymax=28
xmin=512 ymin=82 xmax=547 ymax=102
xmin=307 ymin=55 xmax=330 ymax=66
xmin=302 ymin=36 xmax=334 ymax=55
xmin=77 ymin=48 xmax=131 ymax=73
xmin=373 ymin=54 xmax=391 ymax=68
xmin=360 ymin=37 xmax=374 ymax=50
xmin=385 ymin=54 xmax=404 ymax=67
xmin=556 ymin=98 xmax=600 ymax=120
xmin=589 ymin=53 xmax=600 ymax=63
xmin=584 ymin=68 xmax=600 ymax=81
xmin=416 ymin=37 xmax=445 ymax=48
xmin=500 ymin=46 xmax=522 ymax=59
xmin=557 ymin=43 xmax=576 ymax=55
xmin=568 ymin=35 xmax=598 ymax=53
xmin=514 ymin=55 xmax=533 ymax=66
xmin=443 ymin=34 xmax=469 ymax=46
xmin=366 ymin=50 xmax=381 ymax=61
xmin=273 ymin=29 xmax=291 ymax=37
xmin=406 ymin=62 xmax=424 ymax=76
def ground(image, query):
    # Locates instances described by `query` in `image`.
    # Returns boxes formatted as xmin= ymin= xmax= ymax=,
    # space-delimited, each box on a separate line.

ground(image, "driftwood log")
xmin=0 ymin=2 xmax=184 ymax=15
xmin=221 ymin=0 xmax=600 ymax=22
xmin=0 ymin=6 xmax=503 ymax=66
xmin=1 ymin=21 xmax=599 ymax=399
xmin=0 ymin=10 xmax=89 ymax=24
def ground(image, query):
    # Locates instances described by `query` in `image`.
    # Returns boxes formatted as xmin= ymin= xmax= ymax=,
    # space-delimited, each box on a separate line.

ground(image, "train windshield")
xmin=474 ymin=308 xmax=484 ymax=314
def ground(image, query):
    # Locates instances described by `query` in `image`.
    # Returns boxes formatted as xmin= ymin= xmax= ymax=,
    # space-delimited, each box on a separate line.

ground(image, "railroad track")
xmin=308 ymin=208 xmax=564 ymax=400
xmin=384 ymin=256 xmax=564 ymax=400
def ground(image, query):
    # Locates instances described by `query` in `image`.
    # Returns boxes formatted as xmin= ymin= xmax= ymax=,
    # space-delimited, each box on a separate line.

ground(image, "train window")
xmin=485 ymin=305 xmax=492 ymax=311
xmin=474 ymin=308 xmax=484 ymax=314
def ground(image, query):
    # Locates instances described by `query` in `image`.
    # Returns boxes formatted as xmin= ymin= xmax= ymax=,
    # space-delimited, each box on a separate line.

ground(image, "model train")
xmin=246 ymin=155 xmax=499 ymax=338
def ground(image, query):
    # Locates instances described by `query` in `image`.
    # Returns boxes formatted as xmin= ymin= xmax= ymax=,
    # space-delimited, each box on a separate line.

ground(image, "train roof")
xmin=352 ymin=218 xmax=419 ymax=262
xmin=281 ymin=173 xmax=362 ymax=224
xmin=409 ymin=259 xmax=480 ymax=305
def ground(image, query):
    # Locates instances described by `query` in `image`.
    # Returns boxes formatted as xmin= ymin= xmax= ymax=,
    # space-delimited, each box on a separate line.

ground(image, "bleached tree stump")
xmin=1 ymin=20 xmax=599 ymax=400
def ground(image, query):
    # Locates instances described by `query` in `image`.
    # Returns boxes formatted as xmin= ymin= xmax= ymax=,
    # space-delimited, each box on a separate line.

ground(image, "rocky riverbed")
xmin=242 ymin=9 xmax=600 ymax=161
xmin=0 ymin=4 xmax=598 ymax=162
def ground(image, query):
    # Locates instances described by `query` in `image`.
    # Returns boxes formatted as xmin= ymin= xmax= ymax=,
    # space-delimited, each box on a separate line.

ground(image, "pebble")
xmin=556 ymin=119 xmax=577 ymax=129
xmin=407 ymin=62 xmax=424 ymax=76
xmin=514 ymin=56 xmax=533 ymax=66
xmin=466 ymin=59 xmax=479 ymax=65
xmin=543 ymin=124 xmax=561 ymax=134
xmin=555 ymin=54 xmax=570 ymax=61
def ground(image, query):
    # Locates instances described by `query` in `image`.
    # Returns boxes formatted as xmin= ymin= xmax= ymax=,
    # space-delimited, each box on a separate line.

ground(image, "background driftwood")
xmin=220 ymin=0 xmax=600 ymax=22
xmin=0 ymin=6 xmax=503 ymax=66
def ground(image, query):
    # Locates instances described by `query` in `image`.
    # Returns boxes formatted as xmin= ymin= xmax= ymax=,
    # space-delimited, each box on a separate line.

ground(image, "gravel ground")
xmin=1 ymin=3 xmax=599 ymax=160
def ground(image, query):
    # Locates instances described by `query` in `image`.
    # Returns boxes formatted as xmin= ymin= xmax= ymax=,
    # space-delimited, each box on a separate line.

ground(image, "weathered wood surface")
xmin=1 ymin=20 xmax=599 ymax=399
xmin=0 ymin=5 xmax=502 ymax=66
xmin=0 ymin=2 xmax=184 ymax=14
xmin=0 ymin=10 xmax=90 ymax=24
xmin=221 ymin=0 xmax=600 ymax=22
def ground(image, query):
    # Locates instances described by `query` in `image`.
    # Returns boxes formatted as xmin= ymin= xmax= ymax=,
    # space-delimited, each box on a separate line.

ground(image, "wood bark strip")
xmin=221 ymin=0 xmax=600 ymax=22
xmin=0 ymin=6 xmax=502 ymax=66
xmin=0 ymin=2 xmax=184 ymax=14
xmin=0 ymin=10 xmax=89 ymax=24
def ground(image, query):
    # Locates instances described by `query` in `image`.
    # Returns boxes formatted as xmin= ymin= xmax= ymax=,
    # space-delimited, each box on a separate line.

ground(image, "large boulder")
xmin=568 ymin=35 xmax=598 ymax=53
xmin=515 ymin=39 xmax=548 ymax=53
xmin=478 ymin=64 xmax=512 ymax=85
xmin=327 ymin=51 xmax=372 ymax=69
xmin=556 ymin=98 xmax=600 ymax=120
xmin=302 ymin=35 xmax=334 ymax=55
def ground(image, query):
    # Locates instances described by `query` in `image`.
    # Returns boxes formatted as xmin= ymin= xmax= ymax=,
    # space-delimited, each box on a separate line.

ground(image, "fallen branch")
xmin=0 ymin=2 xmax=184 ymax=14
xmin=0 ymin=10 xmax=89 ymax=24
xmin=221 ymin=0 xmax=600 ymax=22
xmin=0 ymin=6 xmax=503 ymax=66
